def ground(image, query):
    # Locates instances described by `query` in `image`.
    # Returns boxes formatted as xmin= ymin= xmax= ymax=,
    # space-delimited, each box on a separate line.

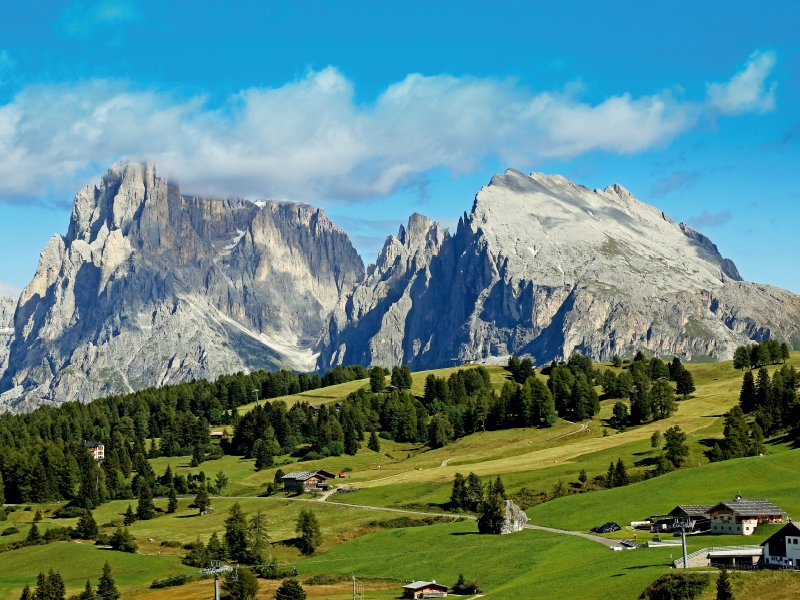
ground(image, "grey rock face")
xmin=0 ymin=162 xmax=364 ymax=411
xmin=500 ymin=500 xmax=529 ymax=534
xmin=319 ymin=169 xmax=800 ymax=369
xmin=0 ymin=295 xmax=15 ymax=377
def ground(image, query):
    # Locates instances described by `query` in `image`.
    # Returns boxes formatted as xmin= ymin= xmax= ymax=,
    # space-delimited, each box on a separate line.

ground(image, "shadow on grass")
xmin=634 ymin=456 xmax=658 ymax=468
xmin=449 ymin=532 xmax=481 ymax=536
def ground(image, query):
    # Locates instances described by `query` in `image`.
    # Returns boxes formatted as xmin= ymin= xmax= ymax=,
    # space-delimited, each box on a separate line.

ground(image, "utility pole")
xmin=674 ymin=517 xmax=689 ymax=568
xmin=200 ymin=560 xmax=233 ymax=600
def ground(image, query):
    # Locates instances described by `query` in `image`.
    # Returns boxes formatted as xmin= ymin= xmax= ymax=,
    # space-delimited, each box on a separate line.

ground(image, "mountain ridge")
xmin=318 ymin=168 xmax=800 ymax=370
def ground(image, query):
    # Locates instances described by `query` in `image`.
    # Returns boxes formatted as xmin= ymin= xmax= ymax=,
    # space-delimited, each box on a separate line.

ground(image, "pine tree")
xmin=664 ymin=425 xmax=689 ymax=468
xmin=123 ymin=504 xmax=136 ymax=526
xmin=195 ymin=484 xmax=210 ymax=515
xmin=274 ymin=577 xmax=307 ymax=600
xmin=77 ymin=580 xmax=96 ymax=600
xmin=578 ymin=470 xmax=587 ymax=486
xmin=0 ymin=471 xmax=5 ymax=506
xmin=739 ymin=370 xmax=757 ymax=413
xmin=215 ymin=471 xmax=229 ymax=496
xmin=650 ymin=379 xmax=677 ymax=419
xmin=295 ymin=508 xmax=322 ymax=555
xmin=167 ymin=484 xmax=178 ymax=513
xmin=49 ymin=569 xmax=66 ymax=600
xmin=25 ymin=523 xmax=42 ymax=545
xmin=650 ymin=430 xmax=662 ymax=449
xmin=493 ymin=476 xmax=506 ymax=500
xmin=19 ymin=585 xmax=33 ymax=600
xmin=613 ymin=458 xmax=628 ymax=487
xmin=605 ymin=461 xmax=615 ymax=488
xmin=369 ymin=366 xmax=386 ymax=393
xmin=110 ymin=527 xmax=138 ymax=553
xmin=464 ymin=473 xmax=484 ymax=511
xmin=723 ymin=406 xmax=749 ymax=459
xmin=477 ymin=490 xmax=506 ymax=534
xmin=136 ymin=480 xmax=155 ymax=520
xmin=450 ymin=473 xmax=467 ymax=510
xmin=716 ymin=567 xmax=734 ymax=600
xmin=207 ymin=532 xmax=225 ymax=561
xmin=733 ymin=345 xmax=751 ymax=370
xmin=247 ymin=511 xmax=270 ymax=560
xmin=225 ymin=502 xmax=250 ymax=562
xmin=75 ymin=510 xmax=99 ymax=539
xmin=367 ymin=430 xmax=381 ymax=452
xmin=97 ymin=561 xmax=120 ymax=600
xmin=676 ymin=369 xmax=695 ymax=398
xmin=780 ymin=342 xmax=791 ymax=363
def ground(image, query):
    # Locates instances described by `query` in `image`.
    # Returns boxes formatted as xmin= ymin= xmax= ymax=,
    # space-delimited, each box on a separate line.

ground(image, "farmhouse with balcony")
xmin=709 ymin=497 xmax=786 ymax=535
xmin=401 ymin=581 xmax=448 ymax=599
xmin=762 ymin=522 xmax=800 ymax=569
xmin=281 ymin=470 xmax=335 ymax=492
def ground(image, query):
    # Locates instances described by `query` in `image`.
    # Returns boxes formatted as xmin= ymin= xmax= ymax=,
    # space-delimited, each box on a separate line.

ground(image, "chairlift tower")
xmin=352 ymin=573 xmax=365 ymax=600
xmin=674 ymin=517 xmax=690 ymax=568
xmin=200 ymin=560 xmax=234 ymax=600
xmin=252 ymin=389 xmax=260 ymax=407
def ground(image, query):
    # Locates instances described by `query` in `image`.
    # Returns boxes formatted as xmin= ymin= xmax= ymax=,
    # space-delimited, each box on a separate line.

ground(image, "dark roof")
xmin=402 ymin=581 xmax=448 ymax=591
xmin=760 ymin=522 xmax=800 ymax=547
xmin=670 ymin=505 xmax=714 ymax=517
xmin=84 ymin=441 xmax=104 ymax=448
xmin=281 ymin=470 xmax=335 ymax=481
xmin=711 ymin=498 xmax=786 ymax=516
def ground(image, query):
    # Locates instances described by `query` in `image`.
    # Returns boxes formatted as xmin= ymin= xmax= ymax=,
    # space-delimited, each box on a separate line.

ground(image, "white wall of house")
xmin=764 ymin=535 xmax=800 ymax=567
xmin=711 ymin=516 xmax=758 ymax=535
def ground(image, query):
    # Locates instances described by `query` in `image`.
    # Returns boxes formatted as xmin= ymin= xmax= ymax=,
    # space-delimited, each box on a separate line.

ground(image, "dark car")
xmin=591 ymin=522 xmax=621 ymax=534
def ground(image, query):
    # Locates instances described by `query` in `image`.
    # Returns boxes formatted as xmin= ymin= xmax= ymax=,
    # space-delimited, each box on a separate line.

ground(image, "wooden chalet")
xmin=761 ymin=522 xmax=800 ymax=569
xmin=709 ymin=497 xmax=786 ymax=535
xmin=669 ymin=504 xmax=713 ymax=531
xmin=401 ymin=581 xmax=448 ymax=599
xmin=280 ymin=470 xmax=335 ymax=492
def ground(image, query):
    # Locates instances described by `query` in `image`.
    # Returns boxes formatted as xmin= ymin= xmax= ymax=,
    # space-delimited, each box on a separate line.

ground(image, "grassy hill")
xmin=3 ymin=355 xmax=800 ymax=599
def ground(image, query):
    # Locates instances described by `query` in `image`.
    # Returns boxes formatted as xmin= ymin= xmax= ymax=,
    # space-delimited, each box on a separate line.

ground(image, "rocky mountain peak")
xmin=0 ymin=162 xmax=364 ymax=411
xmin=319 ymin=169 xmax=800 ymax=371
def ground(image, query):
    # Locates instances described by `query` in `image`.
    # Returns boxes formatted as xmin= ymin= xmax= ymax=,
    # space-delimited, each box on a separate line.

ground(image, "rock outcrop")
xmin=0 ymin=295 xmax=15 ymax=377
xmin=500 ymin=500 xmax=529 ymax=534
xmin=0 ymin=162 xmax=364 ymax=411
xmin=319 ymin=169 xmax=800 ymax=369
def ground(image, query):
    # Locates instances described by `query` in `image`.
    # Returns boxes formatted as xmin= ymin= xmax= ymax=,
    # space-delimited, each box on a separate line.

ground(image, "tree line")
xmin=712 ymin=363 xmax=800 ymax=461
xmin=733 ymin=340 xmax=791 ymax=370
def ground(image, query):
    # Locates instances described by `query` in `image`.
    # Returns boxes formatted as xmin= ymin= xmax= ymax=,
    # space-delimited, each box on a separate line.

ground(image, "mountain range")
xmin=1 ymin=163 xmax=798 ymax=411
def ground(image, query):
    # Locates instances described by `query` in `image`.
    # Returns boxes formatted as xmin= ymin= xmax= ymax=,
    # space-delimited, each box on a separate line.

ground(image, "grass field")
xmin=4 ymin=356 xmax=800 ymax=598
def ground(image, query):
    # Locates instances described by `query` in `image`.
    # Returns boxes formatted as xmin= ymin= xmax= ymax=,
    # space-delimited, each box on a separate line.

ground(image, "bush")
xmin=639 ymin=573 xmax=709 ymax=600
xmin=378 ymin=431 xmax=394 ymax=440
xmin=95 ymin=532 xmax=111 ymax=545
xmin=305 ymin=574 xmax=343 ymax=585
xmin=151 ymin=574 xmax=194 ymax=589
xmin=54 ymin=506 xmax=84 ymax=519
xmin=298 ymin=451 xmax=324 ymax=462
xmin=43 ymin=526 xmax=73 ymax=542
xmin=110 ymin=527 xmax=138 ymax=553
xmin=1 ymin=527 xmax=19 ymax=536
xmin=160 ymin=540 xmax=183 ymax=548
xmin=453 ymin=573 xmax=483 ymax=595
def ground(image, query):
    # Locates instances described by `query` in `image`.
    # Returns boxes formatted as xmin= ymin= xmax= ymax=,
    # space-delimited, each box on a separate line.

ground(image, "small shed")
xmin=281 ymin=470 xmax=335 ymax=492
xmin=402 ymin=581 xmax=448 ymax=599
xmin=762 ymin=522 xmax=800 ymax=569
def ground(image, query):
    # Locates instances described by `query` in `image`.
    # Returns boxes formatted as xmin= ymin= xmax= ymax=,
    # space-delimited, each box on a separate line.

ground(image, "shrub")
xmin=453 ymin=574 xmax=483 ymax=595
xmin=43 ymin=526 xmax=73 ymax=542
xmin=151 ymin=574 xmax=193 ymax=589
xmin=305 ymin=574 xmax=343 ymax=585
xmin=54 ymin=506 xmax=84 ymax=519
xmin=1 ymin=527 xmax=19 ymax=536
xmin=160 ymin=540 xmax=183 ymax=548
xmin=110 ymin=527 xmax=138 ymax=553
xmin=298 ymin=451 xmax=323 ymax=462
xmin=639 ymin=573 xmax=709 ymax=600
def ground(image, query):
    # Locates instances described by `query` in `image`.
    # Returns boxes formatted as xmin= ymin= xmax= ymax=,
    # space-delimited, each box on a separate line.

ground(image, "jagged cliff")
xmin=0 ymin=296 xmax=14 ymax=377
xmin=318 ymin=169 xmax=800 ymax=369
xmin=0 ymin=163 xmax=364 ymax=411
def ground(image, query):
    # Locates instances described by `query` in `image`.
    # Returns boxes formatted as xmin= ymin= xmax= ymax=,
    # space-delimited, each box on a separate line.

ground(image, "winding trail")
xmin=222 ymin=494 xmax=616 ymax=547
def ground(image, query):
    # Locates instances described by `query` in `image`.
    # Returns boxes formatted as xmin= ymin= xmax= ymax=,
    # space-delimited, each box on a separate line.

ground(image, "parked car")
xmin=591 ymin=522 xmax=621 ymax=534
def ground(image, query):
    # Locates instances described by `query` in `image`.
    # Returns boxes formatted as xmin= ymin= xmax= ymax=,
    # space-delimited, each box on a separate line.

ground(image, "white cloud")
xmin=706 ymin=50 xmax=778 ymax=115
xmin=55 ymin=0 xmax=145 ymax=40
xmin=0 ymin=52 xmax=779 ymax=206
xmin=0 ymin=280 xmax=21 ymax=298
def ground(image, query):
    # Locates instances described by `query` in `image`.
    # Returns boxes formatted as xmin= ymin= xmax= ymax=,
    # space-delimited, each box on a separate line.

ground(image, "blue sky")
xmin=1 ymin=0 xmax=799 ymax=295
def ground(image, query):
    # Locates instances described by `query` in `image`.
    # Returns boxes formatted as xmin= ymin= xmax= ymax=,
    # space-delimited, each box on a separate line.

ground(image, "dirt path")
xmin=523 ymin=523 xmax=618 ymax=547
